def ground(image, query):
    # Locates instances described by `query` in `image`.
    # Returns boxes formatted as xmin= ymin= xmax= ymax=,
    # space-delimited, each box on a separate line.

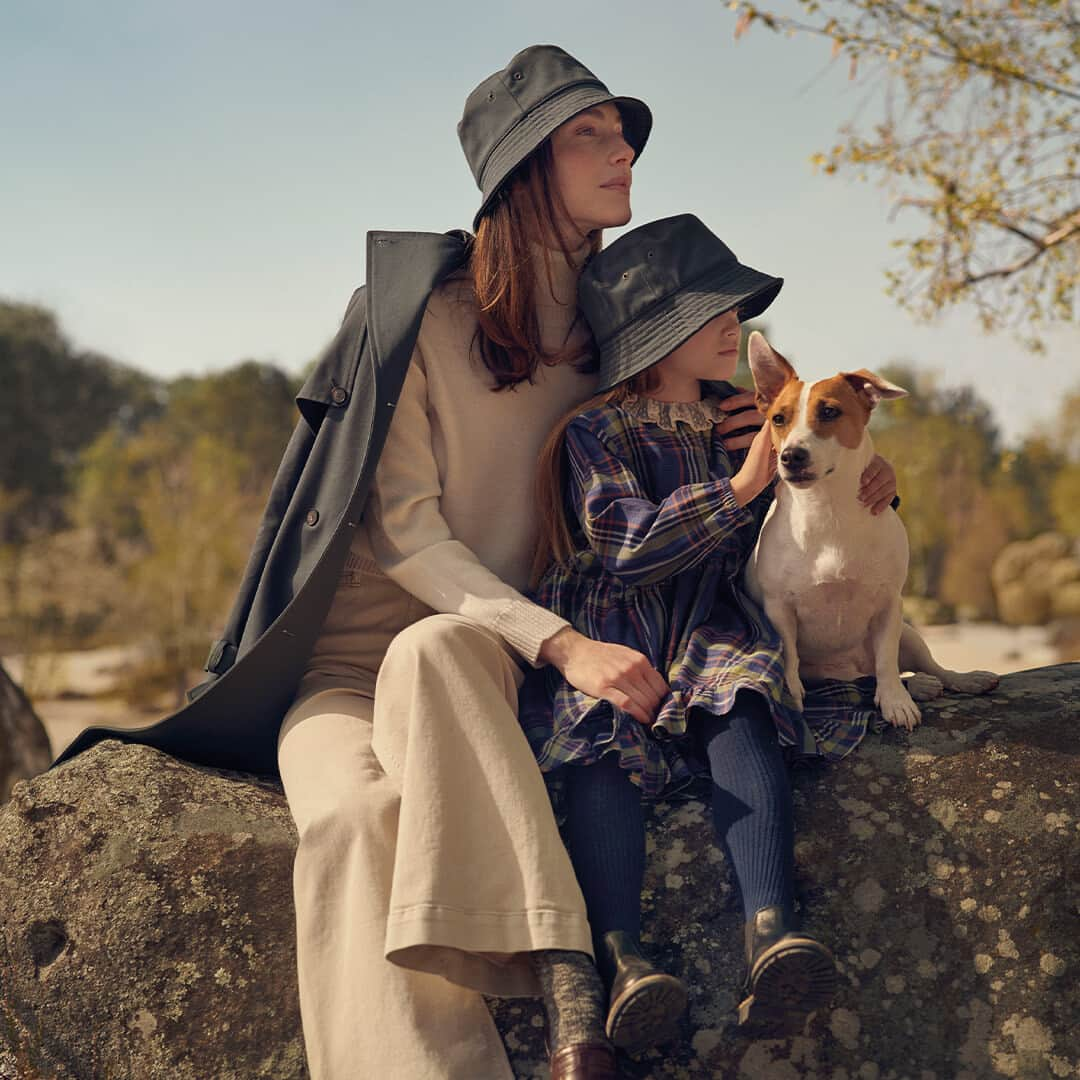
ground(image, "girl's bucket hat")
xmin=458 ymin=45 xmax=652 ymax=230
xmin=579 ymin=214 xmax=784 ymax=392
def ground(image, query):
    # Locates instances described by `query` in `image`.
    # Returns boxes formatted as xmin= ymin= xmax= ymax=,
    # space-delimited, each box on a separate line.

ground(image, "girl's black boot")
xmin=737 ymin=904 xmax=838 ymax=1036
xmin=599 ymin=931 xmax=688 ymax=1053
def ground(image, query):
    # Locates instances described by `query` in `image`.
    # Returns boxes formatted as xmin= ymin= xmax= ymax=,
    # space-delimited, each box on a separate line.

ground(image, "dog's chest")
xmin=755 ymin=499 xmax=907 ymax=596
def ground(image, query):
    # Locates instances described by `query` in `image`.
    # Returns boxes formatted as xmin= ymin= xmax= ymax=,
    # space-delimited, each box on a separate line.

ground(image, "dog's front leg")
xmin=764 ymin=598 xmax=804 ymax=712
xmin=870 ymin=596 xmax=921 ymax=730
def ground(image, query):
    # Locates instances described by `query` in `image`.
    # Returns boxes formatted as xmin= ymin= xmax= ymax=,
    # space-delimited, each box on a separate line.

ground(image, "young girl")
xmin=524 ymin=213 xmax=898 ymax=1052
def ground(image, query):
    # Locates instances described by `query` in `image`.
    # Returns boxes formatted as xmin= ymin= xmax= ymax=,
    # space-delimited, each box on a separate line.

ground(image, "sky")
xmin=2 ymin=0 xmax=1076 ymax=447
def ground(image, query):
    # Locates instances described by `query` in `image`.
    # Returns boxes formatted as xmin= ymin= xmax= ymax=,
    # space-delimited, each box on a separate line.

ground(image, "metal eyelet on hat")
xmin=488 ymin=91 xmax=495 ymax=101
xmin=647 ymin=250 xmax=654 ymax=258
xmin=512 ymin=71 xmax=523 ymax=80
xmin=622 ymin=271 xmax=630 ymax=279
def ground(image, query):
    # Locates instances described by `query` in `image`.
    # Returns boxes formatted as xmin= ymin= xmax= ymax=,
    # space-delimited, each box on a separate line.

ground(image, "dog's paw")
xmin=876 ymin=684 xmax=921 ymax=730
xmin=906 ymin=673 xmax=944 ymax=702
xmin=941 ymin=670 xmax=1000 ymax=695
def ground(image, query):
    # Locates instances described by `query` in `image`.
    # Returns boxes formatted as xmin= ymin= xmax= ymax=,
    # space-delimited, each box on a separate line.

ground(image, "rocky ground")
xmin=0 ymin=662 xmax=1076 ymax=1079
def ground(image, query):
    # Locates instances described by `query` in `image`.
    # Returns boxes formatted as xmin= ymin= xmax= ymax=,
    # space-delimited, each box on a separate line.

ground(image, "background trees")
xmin=730 ymin=0 xmax=1079 ymax=346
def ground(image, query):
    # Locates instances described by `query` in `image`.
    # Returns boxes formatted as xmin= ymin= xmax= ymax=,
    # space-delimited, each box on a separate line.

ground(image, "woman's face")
xmin=548 ymin=102 xmax=635 ymax=238
xmin=655 ymin=310 xmax=742 ymax=393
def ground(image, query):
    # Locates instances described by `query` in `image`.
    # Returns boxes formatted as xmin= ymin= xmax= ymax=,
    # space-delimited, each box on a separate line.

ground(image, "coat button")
xmin=330 ymin=386 xmax=348 ymax=406
xmin=305 ymin=510 xmax=319 ymax=526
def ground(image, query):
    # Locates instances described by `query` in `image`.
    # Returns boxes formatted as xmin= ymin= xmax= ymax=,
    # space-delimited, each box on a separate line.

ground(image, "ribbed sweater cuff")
xmin=494 ymin=601 xmax=570 ymax=668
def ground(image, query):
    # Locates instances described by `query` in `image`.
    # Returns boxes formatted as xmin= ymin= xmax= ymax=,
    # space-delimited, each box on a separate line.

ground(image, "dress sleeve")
xmin=565 ymin=418 xmax=754 ymax=587
xmin=365 ymin=339 xmax=569 ymax=667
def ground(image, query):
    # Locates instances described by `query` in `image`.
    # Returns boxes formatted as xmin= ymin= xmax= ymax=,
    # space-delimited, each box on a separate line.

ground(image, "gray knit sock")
xmin=532 ymin=949 xmax=609 ymax=1051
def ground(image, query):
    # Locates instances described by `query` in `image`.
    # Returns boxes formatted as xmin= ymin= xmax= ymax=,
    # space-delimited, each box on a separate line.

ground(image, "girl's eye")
xmin=577 ymin=126 xmax=596 ymax=136
xmin=772 ymin=414 xmax=786 ymax=427
xmin=819 ymin=405 xmax=840 ymax=421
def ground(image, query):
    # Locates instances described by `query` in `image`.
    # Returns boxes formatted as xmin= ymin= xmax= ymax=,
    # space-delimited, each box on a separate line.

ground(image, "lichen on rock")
xmin=0 ymin=664 xmax=1077 ymax=1079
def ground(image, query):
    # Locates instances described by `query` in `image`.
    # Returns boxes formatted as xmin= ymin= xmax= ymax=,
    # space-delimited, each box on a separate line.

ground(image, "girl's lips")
xmin=601 ymin=179 xmax=630 ymax=191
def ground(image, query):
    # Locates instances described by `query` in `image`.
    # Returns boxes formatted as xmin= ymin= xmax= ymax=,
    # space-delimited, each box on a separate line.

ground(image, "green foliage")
xmin=730 ymin=0 xmax=1079 ymax=346
xmin=0 ymin=301 xmax=161 ymax=542
xmin=871 ymin=365 xmax=1050 ymax=614
xmin=2 ymin=298 xmax=299 ymax=698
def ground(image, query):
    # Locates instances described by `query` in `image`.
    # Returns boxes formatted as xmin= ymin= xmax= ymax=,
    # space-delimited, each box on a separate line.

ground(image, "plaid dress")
xmin=520 ymin=394 xmax=801 ymax=799
xmin=521 ymin=393 xmax=883 ymax=800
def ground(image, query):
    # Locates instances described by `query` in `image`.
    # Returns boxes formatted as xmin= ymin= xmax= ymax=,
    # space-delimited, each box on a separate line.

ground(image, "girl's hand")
xmin=539 ymin=627 xmax=669 ymax=727
xmin=859 ymin=454 xmax=898 ymax=515
xmin=729 ymin=424 xmax=777 ymax=507
xmin=716 ymin=389 xmax=765 ymax=451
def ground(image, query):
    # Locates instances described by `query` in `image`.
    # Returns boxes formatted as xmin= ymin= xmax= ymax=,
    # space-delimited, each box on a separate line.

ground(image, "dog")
xmin=743 ymin=331 xmax=999 ymax=729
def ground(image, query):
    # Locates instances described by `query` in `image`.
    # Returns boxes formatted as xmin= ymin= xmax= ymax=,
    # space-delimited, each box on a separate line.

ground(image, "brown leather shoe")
xmin=548 ymin=1041 xmax=618 ymax=1079
xmin=600 ymin=931 xmax=688 ymax=1053
xmin=736 ymin=904 xmax=838 ymax=1036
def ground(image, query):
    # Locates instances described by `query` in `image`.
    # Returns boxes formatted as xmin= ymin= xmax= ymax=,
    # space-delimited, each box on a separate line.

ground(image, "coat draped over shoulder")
xmin=53 ymin=230 xmax=471 ymax=776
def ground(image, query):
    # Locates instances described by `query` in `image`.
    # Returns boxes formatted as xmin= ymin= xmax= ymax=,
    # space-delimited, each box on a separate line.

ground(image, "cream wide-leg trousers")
xmin=277 ymin=554 xmax=592 ymax=1080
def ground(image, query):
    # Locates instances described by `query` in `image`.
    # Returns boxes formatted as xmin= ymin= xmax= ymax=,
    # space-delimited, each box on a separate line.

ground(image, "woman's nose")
xmin=610 ymin=135 xmax=634 ymax=166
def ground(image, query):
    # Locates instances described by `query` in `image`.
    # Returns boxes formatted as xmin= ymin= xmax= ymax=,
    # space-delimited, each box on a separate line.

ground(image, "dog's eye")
xmin=771 ymin=413 xmax=786 ymax=427
xmin=819 ymin=405 xmax=841 ymax=421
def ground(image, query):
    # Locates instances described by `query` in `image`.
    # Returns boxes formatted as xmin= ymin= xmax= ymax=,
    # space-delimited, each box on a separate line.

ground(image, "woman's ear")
xmin=748 ymin=331 xmax=797 ymax=408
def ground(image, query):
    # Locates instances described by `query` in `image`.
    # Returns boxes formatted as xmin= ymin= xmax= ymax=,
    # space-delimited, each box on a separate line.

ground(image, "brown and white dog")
xmin=744 ymin=332 xmax=998 ymax=729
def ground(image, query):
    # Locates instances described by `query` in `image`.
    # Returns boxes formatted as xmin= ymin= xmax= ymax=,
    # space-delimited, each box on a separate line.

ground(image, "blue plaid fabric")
xmin=520 ymin=398 xmax=880 ymax=800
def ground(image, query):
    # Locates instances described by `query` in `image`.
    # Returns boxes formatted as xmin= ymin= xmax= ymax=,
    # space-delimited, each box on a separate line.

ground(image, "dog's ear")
xmin=748 ymin=331 xmax=797 ymax=407
xmin=841 ymin=369 xmax=908 ymax=410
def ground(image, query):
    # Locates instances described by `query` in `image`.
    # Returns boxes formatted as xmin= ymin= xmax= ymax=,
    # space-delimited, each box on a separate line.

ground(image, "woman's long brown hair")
xmin=470 ymin=140 xmax=601 ymax=390
xmin=529 ymin=366 xmax=660 ymax=587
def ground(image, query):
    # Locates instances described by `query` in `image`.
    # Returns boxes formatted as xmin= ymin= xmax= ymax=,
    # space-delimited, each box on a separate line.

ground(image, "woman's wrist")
xmin=538 ymin=625 xmax=580 ymax=671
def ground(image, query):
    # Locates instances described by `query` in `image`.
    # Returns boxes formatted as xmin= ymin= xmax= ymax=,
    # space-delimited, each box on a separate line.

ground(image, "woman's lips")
xmin=601 ymin=178 xmax=630 ymax=192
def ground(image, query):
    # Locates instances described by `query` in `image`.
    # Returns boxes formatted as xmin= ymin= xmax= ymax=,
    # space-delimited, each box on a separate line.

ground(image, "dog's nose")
xmin=780 ymin=445 xmax=810 ymax=469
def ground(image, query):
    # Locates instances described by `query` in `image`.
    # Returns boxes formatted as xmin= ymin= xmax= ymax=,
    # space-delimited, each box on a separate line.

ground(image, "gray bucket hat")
xmin=458 ymin=45 xmax=652 ymax=230
xmin=579 ymin=214 xmax=784 ymax=392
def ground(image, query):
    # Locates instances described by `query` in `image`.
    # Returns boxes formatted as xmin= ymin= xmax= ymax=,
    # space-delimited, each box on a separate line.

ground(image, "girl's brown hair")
xmin=470 ymin=140 xmax=602 ymax=391
xmin=529 ymin=365 xmax=661 ymax=587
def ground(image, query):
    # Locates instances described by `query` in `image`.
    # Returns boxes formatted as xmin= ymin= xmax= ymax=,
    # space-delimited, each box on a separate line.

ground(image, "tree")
xmin=731 ymin=0 xmax=1079 ymax=344
xmin=871 ymin=363 xmax=1038 ymax=614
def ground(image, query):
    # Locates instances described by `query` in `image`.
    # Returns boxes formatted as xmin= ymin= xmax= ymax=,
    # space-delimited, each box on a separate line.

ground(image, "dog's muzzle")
xmin=779 ymin=445 xmax=816 ymax=485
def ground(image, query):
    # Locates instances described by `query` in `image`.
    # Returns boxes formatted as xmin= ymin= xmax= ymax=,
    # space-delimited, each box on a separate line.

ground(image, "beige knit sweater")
xmin=359 ymin=247 xmax=599 ymax=666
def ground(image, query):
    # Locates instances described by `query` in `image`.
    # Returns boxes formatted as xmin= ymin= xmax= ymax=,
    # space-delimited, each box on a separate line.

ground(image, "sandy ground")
xmin=4 ymin=622 xmax=1064 ymax=761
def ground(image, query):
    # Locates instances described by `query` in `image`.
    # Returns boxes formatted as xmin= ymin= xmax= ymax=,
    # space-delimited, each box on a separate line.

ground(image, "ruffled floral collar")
xmin=620 ymin=393 xmax=729 ymax=432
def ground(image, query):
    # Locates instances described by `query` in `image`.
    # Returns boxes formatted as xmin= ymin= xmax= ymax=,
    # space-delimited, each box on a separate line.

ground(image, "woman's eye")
xmin=577 ymin=126 xmax=596 ymax=136
xmin=772 ymin=414 xmax=786 ymax=427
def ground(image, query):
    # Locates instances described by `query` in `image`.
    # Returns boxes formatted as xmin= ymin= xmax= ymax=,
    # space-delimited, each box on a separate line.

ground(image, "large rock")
xmin=992 ymin=533 xmax=1080 ymax=626
xmin=1 ymin=665 xmax=1077 ymax=1080
xmin=0 ymin=663 xmax=52 ymax=801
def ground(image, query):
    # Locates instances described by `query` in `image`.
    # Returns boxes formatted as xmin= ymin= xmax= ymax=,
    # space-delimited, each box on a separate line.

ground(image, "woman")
xmin=274 ymin=46 xmax=670 ymax=1080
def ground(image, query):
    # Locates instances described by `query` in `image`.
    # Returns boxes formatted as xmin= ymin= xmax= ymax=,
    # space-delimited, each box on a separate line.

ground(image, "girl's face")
xmin=652 ymin=310 xmax=742 ymax=399
xmin=548 ymin=102 xmax=635 ymax=239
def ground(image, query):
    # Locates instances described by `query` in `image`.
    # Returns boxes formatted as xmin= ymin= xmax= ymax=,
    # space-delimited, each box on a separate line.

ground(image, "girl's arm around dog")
xmin=565 ymin=418 xmax=774 ymax=588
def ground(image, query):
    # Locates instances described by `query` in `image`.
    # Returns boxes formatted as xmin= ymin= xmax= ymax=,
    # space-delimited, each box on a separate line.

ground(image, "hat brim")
xmin=472 ymin=85 xmax=652 ymax=230
xmin=595 ymin=265 xmax=783 ymax=392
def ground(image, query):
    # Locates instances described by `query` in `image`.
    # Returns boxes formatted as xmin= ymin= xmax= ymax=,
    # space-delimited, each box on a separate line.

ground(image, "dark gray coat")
xmin=54 ymin=230 xmax=471 ymax=776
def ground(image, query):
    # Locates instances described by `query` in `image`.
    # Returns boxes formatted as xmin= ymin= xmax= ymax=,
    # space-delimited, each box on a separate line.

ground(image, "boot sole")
xmin=605 ymin=973 xmax=688 ymax=1053
xmin=736 ymin=937 xmax=837 ymax=1037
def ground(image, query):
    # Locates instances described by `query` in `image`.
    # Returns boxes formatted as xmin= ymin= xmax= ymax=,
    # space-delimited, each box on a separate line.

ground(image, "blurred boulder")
xmin=0 ymin=663 xmax=52 ymax=801
xmin=1 ymin=665 xmax=1078 ymax=1079
xmin=992 ymin=532 xmax=1080 ymax=625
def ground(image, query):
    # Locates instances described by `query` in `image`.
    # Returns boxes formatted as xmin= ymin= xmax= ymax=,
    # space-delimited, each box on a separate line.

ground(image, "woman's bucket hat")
xmin=458 ymin=44 xmax=652 ymax=229
xmin=579 ymin=214 xmax=784 ymax=392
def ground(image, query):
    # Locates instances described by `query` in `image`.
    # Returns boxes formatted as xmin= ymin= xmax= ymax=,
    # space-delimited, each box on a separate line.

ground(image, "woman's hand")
xmin=859 ymin=454 xmax=898 ymax=515
xmin=729 ymin=424 xmax=777 ymax=507
xmin=539 ymin=627 xmax=669 ymax=727
xmin=715 ymin=389 xmax=765 ymax=451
